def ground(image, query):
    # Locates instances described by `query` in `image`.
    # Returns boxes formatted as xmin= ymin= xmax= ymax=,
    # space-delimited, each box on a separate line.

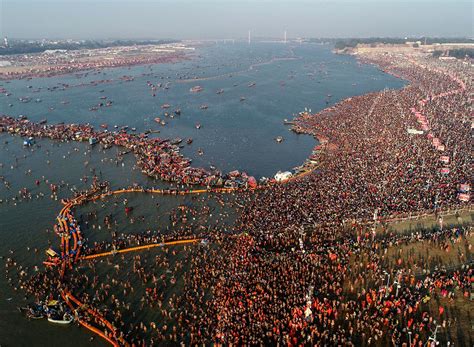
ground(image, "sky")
xmin=1 ymin=0 xmax=472 ymax=40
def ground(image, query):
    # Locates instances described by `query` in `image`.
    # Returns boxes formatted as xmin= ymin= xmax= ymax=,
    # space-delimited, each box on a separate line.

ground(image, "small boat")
xmin=240 ymin=97 xmax=246 ymax=102
xmin=100 ymin=124 xmax=108 ymax=129
xmin=275 ymin=136 xmax=284 ymax=143
xmin=23 ymin=137 xmax=35 ymax=147
xmin=161 ymin=104 xmax=171 ymax=109
xmin=160 ymin=120 xmax=166 ymax=126
xmin=27 ymin=311 xmax=44 ymax=320
xmin=216 ymin=89 xmax=224 ymax=94
xmin=186 ymin=138 xmax=193 ymax=144
xmin=154 ymin=117 xmax=161 ymax=123
xmin=171 ymin=138 xmax=183 ymax=145
xmin=100 ymin=96 xmax=107 ymax=100
xmin=35 ymin=98 xmax=42 ymax=103
xmin=190 ymin=85 xmax=203 ymax=93
xmin=47 ymin=313 xmax=74 ymax=324
xmin=197 ymin=148 xmax=204 ymax=156
xmin=200 ymin=104 xmax=208 ymax=110
xmin=174 ymin=109 xmax=181 ymax=115
xmin=195 ymin=123 xmax=201 ymax=129
xmin=248 ymin=82 xmax=256 ymax=87
xmin=39 ymin=119 xmax=47 ymax=124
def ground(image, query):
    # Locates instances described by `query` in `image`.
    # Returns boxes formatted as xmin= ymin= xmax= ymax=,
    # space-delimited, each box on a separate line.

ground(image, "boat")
xmin=170 ymin=138 xmax=183 ymax=145
xmin=161 ymin=104 xmax=171 ymax=109
xmin=216 ymin=89 xmax=224 ymax=94
xmin=195 ymin=123 xmax=201 ymax=129
xmin=27 ymin=311 xmax=44 ymax=320
xmin=100 ymin=124 xmax=108 ymax=129
xmin=174 ymin=109 xmax=181 ymax=115
xmin=197 ymin=148 xmax=204 ymax=156
xmin=23 ymin=137 xmax=35 ymax=147
xmin=275 ymin=136 xmax=284 ymax=143
xmin=240 ymin=97 xmax=246 ymax=102
xmin=99 ymin=96 xmax=107 ymax=100
xmin=190 ymin=86 xmax=203 ymax=93
xmin=39 ymin=119 xmax=47 ymax=124
xmin=248 ymin=82 xmax=256 ymax=87
xmin=154 ymin=117 xmax=161 ymax=123
xmin=47 ymin=313 xmax=74 ymax=324
xmin=186 ymin=138 xmax=193 ymax=144
xmin=200 ymin=104 xmax=208 ymax=110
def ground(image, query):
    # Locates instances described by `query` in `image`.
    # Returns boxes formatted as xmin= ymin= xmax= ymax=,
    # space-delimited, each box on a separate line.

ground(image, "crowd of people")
xmin=0 ymin=44 xmax=189 ymax=80
xmin=0 ymin=116 xmax=256 ymax=189
xmin=2 ymin=50 xmax=472 ymax=346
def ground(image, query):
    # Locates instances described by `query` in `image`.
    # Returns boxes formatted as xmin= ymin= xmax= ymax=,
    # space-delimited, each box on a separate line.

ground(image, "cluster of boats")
xmin=19 ymin=300 xmax=74 ymax=324
xmin=154 ymin=108 xmax=183 ymax=126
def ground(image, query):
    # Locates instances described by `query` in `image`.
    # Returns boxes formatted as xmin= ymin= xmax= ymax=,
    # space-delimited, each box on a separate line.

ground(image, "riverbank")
xmin=0 ymin=43 xmax=193 ymax=80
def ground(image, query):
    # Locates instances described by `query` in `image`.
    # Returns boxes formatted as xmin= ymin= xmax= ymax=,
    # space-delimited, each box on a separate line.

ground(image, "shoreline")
xmin=0 ymin=44 xmax=193 ymax=81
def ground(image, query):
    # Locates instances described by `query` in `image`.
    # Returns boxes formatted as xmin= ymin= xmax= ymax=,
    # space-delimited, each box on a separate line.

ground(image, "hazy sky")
xmin=1 ymin=0 xmax=472 ymax=40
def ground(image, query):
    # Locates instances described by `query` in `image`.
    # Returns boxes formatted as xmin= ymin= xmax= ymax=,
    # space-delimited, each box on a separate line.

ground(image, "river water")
xmin=0 ymin=42 xmax=404 ymax=345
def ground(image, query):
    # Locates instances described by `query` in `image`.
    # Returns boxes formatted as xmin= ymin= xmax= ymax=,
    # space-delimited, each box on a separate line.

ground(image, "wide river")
xmin=0 ymin=42 xmax=404 ymax=345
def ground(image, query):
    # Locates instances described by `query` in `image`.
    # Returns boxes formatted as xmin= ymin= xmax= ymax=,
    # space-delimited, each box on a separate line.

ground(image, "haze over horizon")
xmin=1 ymin=0 xmax=472 ymax=40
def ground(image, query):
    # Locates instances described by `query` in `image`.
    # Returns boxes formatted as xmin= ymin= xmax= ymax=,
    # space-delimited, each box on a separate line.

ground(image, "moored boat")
xmin=47 ymin=312 xmax=74 ymax=324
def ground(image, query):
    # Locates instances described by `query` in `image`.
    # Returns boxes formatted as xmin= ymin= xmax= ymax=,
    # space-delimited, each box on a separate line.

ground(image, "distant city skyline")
xmin=1 ymin=0 xmax=472 ymax=40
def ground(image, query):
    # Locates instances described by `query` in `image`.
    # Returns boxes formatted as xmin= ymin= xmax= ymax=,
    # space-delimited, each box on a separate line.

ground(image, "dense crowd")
xmin=0 ymin=116 xmax=255 ymax=188
xmin=2 ymin=51 xmax=473 ymax=346
xmin=0 ymin=45 xmax=189 ymax=80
